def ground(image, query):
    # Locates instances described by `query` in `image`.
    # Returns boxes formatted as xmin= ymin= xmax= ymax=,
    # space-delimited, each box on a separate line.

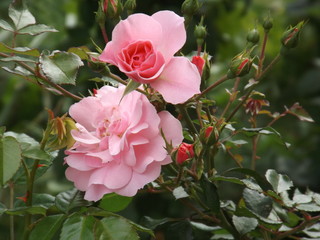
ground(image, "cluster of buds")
xmin=245 ymin=91 xmax=269 ymax=116
xmin=174 ymin=143 xmax=195 ymax=165
xmin=44 ymin=109 xmax=76 ymax=150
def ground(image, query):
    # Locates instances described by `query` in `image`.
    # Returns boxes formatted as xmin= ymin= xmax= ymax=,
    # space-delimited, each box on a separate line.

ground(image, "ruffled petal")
xmin=152 ymin=10 xmax=186 ymax=62
xmin=84 ymin=184 xmax=112 ymax=202
xmin=65 ymin=168 xmax=92 ymax=191
xmin=150 ymin=57 xmax=201 ymax=104
xmin=158 ymin=111 xmax=183 ymax=147
xmin=65 ymin=154 xmax=94 ymax=171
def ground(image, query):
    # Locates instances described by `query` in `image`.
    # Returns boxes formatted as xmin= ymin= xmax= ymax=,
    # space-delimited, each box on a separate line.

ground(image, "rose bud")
xmin=281 ymin=21 xmax=305 ymax=49
xmin=228 ymin=51 xmax=253 ymax=78
xmin=200 ymin=125 xmax=218 ymax=146
xmin=247 ymin=28 xmax=260 ymax=44
xmin=192 ymin=55 xmax=205 ymax=76
xmin=263 ymin=14 xmax=273 ymax=32
xmin=176 ymin=143 xmax=195 ymax=165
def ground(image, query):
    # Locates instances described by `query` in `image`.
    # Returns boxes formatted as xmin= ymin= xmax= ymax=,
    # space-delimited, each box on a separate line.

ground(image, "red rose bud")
xmin=176 ymin=143 xmax=194 ymax=165
xmin=228 ymin=49 xmax=254 ymax=78
xmin=100 ymin=0 xmax=122 ymax=19
xmin=205 ymin=126 xmax=213 ymax=138
xmin=281 ymin=21 xmax=305 ymax=49
xmin=192 ymin=56 xmax=205 ymax=76
xmin=200 ymin=125 xmax=218 ymax=146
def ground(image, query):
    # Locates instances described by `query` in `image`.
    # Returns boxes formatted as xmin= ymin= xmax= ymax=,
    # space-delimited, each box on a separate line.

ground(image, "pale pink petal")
xmin=115 ymin=162 xmax=162 ymax=196
xmin=150 ymin=57 xmax=201 ymax=104
xmin=158 ymin=111 xmax=183 ymax=147
xmin=103 ymin=161 xmax=133 ymax=189
xmin=65 ymin=154 xmax=94 ymax=171
xmin=85 ymin=184 xmax=112 ymax=202
xmin=65 ymin=168 xmax=92 ymax=191
xmin=152 ymin=11 xmax=186 ymax=62
xmin=69 ymin=97 xmax=102 ymax=131
xmin=99 ymin=14 xmax=162 ymax=65
xmin=71 ymin=124 xmax=100 ymax=145
xmin=86 ymin=149 xmax=113 ymax=164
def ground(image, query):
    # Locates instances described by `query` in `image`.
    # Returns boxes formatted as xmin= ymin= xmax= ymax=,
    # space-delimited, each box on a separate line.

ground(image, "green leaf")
xmin=6 ymin=206 xmax=47 ymax=216
xmin=303 ymin=223 xmax=320 ymax=238
xmin=0 ymin=42 xmax=40 ymax=57
xmin=0 ymin=20 xmax=14 ymax=31
xmin=94 ymin=216 xmax=139 ymax=240
xmin=296 ymin=203 xmax=320 ymax=212
xmin=128 ymin=220 xmax=154 ymax=238
xmin=60 ymin=215 xmax=95 ymax=240
xmin=4 ymin=132 xmax=54 ymax=161
xmin=29 ymin=214 xmax=66 ymax=240
xmin=142 ymin=216 xmax=173 ymax=230
xmin=39 ymin=51 xmax=84 ymax=85
xmin=232 ymin=215 xmax=258 ymax=235
xmin=18 ymin=24 xmax=58 ymax=35
xmin=226 ymin=168 xmax=273 ymax=191
xmin=55 ymin=188 xmax=90 ymax=214
xmin=212 ymin=176 xmax=244 ymax=185
xmin=243 ymin=188 xmax=273 ymax=218
xmin=8 ymin=4 xmax=36 ymax=30
xmin=200 ymin=175 xmax=220 ymax=213
xmin=68 ymin=46 xmax=91 ymax=60
xmin=190 ymin=221 xmax=219 ymax=232
xmin=265 ymin=169 xmax=293 ymax=194
xmin=99 ymin=193 xmax=132 ymax=212
xmin=0 ymin=55 xmax=36 ymax=63
xmin=0 ymin=202 xmax=7 ymax=215
xmin=293 ymin=189 xmax=312 ymax=204
xmin=0 ymin=136 xmax=22 ymax=186
xmin=172 ymin=186 xmax=189 ymax=200
xmin=121 ymin=79 xmax=141 ymax=101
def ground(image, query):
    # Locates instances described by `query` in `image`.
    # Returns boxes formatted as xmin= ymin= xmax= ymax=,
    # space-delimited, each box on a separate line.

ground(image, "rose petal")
xmin=99 ymin=13 xmax=162 ymax=65
xmin=84 ymin=184 xmax=112 ymax=202
xmin=71 ymin=124 xmax=100 ymax=145
xmin=65 ymin=154 xmax=94 ymax=171
xmin=152 ymin=10 xmax=186 ymax=62
xmin=69 ymin=97 xmax=102 ymax=131
xmin=151 ymin=57 xmax=201 ymax=104
xmin=103 ymin=161 xmax=133 ymax=189
xmin=65 ymin=168 xmax=92 ymax=191
xmin=115 ymin=162 xmax=162 ymax=196
xmin=158 ymin=111 xmax=183 ymax=147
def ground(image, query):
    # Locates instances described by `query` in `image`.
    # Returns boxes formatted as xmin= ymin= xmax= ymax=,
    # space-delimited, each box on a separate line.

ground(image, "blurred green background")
xmin=0 ymin=0 xmax=319 ymax=239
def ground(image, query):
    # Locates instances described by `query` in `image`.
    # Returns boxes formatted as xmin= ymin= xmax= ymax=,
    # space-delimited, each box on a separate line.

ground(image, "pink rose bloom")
xmin=64 ymin=86 xmax=183 ymax=201
xmin=99 ymin=10 xmax=201 ymax=104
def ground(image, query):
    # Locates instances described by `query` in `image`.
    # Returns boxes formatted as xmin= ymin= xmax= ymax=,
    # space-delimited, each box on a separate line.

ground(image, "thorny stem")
xmin=220 ymin=77 xmax=241 ymax=119
xmin=194 ymin=75 xmax=229 ymax=101
xmin=256 ymin=31 xmax=269 ymax=78
xmin=177 ymin=104 xmax=198 ymax=135
xmin=227 ymin=149 xmax=243 ymax=168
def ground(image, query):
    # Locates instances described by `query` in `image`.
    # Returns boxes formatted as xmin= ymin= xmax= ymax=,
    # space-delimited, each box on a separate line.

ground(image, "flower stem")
xmin=177 ymin=104 xmax=198 ymax=135
xmin=194 ymin=75 xmax=229 ymax=101
xmin=9 ymin=182 xmax=14 ymax=240
xmin=256 ymin=31 xmax=269 ymax=78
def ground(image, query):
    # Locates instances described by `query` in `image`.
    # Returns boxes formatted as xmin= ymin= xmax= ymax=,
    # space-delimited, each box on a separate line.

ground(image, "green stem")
xmin=256 ymin=31 xmax=269 ymax=78
xmin=177 ymin=104 xmax=198 ymax=135
xmin=194 ymin=75 xmax=229 ymax=101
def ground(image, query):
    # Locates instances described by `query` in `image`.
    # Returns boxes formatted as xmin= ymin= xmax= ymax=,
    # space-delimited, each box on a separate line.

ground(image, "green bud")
xmin=96 ymin=2 xmax=106 ymax=26
xmin=228 ymin=49 xmax=254 ymax=78
xmin=181 ymin=0 xmax=199 ymax=16
xmin=263 ymin=15 xmax=273 ymax=32
xmin=247 ymin=28 xmax=260 ymax=44
xmin=124 ymin=0 xmax=136 ymax=14
xmin=281 ymin=21 xmax=305 ymax=49
xmin=194 ymin=24 xmax=207 ymax=47
xmin=200 ymin=125 xmax=217 ymax=146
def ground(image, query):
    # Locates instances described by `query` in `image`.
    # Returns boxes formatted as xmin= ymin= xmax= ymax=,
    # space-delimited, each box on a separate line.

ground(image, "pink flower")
xmin=99 ymin=10 xmax=201 ymax=104
xmin=64 ymin=86 xmax=183 ymax=201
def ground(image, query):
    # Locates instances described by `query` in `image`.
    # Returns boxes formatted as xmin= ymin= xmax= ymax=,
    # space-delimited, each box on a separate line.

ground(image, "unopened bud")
xmin=181 ymin=0 xmax=199 ymax=16
xmin=247 ymin=28 xmax=260 ymax=44
xmin=281 ymin=21 xmax=305 ymax=49
xmin=124 ymin=0 xmax=136 ymax=14
xmin=194 ymin=23 xmax=207 ymax=47
xmin=228 ymin=49 xmax=253 ymax=78
xmin=200 ymin=125 xmax=218 ymax=146
xmin=100 ymin=0 xmax=122 ymax=20
xmin=45 ymin=109 xmax=77 ymax=150
xmin=175 ymin=143 xmax=194 ymax=165
xmin=192 ymin=55 xmax=205 ymax=76
xmin=263 ymin=14 xmax=273 ymax=32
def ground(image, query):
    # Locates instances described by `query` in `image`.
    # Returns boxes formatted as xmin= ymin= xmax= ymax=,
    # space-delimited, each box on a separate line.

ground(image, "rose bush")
xmin=99 ymin=10 xmax=201 ymax=104
xmin=64 ymin=86 xmax=183 ymax=201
